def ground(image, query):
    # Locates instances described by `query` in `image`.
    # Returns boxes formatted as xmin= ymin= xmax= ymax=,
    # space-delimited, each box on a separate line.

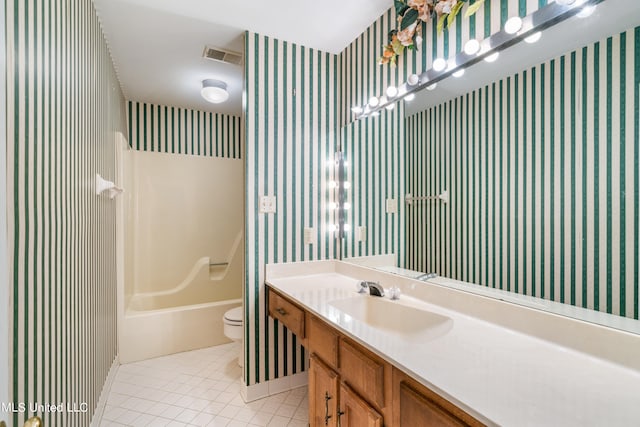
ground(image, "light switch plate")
xmin=386 ymin=198 xmax=397 ymax=214
xmin=304 ymin=227 xmax=316 ymax=245
xmin=259 ymin=195 xmax=276 ymax=213
xmin=357 ymin=226 xmax=367 ymax=242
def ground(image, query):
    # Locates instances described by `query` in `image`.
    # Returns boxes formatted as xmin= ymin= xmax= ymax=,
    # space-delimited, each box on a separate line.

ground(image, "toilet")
xmin=223 ymin=306 xmax=243 ymax=367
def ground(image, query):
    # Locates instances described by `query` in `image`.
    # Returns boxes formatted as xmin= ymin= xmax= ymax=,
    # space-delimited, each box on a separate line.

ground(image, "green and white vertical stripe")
xmin=243 ymin=0 xmax=568 ymax=388
xmin=6 ymin=0 xmax=126 ymax=426
xmin=339 ymin=0 xmax=548 ymax=126
xmin=337 ymin=0 xmax=549 ymax=266
xmin=128 ymin=101 xmax=242 ymax=159
xmin=405 ymin=26 xmax=640 ymax=319
xmin=244 ymin=32 xmax=338 ymax=386
xmin=341 ymin=111 xmax=406 ymax=267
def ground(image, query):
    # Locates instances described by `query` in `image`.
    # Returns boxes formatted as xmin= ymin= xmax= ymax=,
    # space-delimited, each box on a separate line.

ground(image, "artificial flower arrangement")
xmin=379 ymin=0 xmax=485 ymax=66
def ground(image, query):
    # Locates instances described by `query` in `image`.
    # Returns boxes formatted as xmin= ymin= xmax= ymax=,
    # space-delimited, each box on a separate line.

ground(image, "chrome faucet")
xmin=357 ymin=281 xmax=385 ymax=297
xmin=416 ymin=272 xmax=438 ymax=281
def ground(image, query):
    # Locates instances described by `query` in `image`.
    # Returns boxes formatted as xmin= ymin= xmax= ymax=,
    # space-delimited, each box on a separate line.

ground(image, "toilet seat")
xmin=224 ymin=306 xmax=243 ymax=324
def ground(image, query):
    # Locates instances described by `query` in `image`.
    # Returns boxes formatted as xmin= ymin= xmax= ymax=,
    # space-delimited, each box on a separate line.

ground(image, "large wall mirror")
xmin=339 ymin=0 xmax=640 ymax=335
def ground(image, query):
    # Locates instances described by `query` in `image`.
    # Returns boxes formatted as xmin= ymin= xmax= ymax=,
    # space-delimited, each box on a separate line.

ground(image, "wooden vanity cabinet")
xmin=309 ymin=354 xmax=339 ymax=427
xmin=266 ymin=286 xmax=485 ymax=427
xmin=267 ymin=286 xmax=307 ymax=346
xmin=392 ymin=369 xmax=484 ymax=427
xmin=308 ymin=314 xmax=388 ymax=426
xmin=339 ymin=382 xmax=383 ymax=427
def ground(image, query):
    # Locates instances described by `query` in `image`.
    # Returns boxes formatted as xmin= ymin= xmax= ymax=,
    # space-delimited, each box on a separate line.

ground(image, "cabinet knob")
xmin=275 ymin=307 xmax=287 ymax=316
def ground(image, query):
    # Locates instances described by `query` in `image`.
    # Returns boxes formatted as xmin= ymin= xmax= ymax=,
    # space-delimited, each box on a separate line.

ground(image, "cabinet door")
xmin=310 ymin=354 xmax=339 ymax=427
xmin=338 ymin=382 xmax=383 ymax=427
xmin=309 ymin=315 xmax=339 ymax=368
xmin=398 ymin=381 xmax=481 ymax=427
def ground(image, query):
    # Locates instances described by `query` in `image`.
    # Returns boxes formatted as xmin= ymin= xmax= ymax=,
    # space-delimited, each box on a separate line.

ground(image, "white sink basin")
xmin=329 ymin=296 xmax=453 ymax=340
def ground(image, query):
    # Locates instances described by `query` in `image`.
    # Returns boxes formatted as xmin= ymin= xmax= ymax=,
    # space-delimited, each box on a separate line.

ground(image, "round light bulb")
xmin=404 ymin=93 xmax=415 ymax=102
xmin=464 ymin=39 xmax=480 ymax=55
xmin=525 ymin=32 xmax=542 ymax=44
xmin=426 ymin=83 xmax=437 ymax=91
xmin=386 ymin=104 xmax=395 ymax=111
xmin=343 ymin=224 xmax=351 ymax=232
xmin=504 ymin=16 xmax=523 ymax=34
xmin=484 ymin=52 xmax=499 ymax=63
xmin=327 ymin=224 xmax=337 ymax=232
xmin=386 ymin=86 xmax=398 ymax=98
xmin=343 ymin=182 xmax=351 ymax=189
xmin=343 ymin=203 xmax=351 ymax=210
xmin=432 ymin=58 xmax=447 ymax=71
xmin=328 ymin=202 xmax=337 ymax=210
xmin=407 ymin=74 xmax=420 ymax=86
xmin=369 ymin=96 xmax=379 ymax=107
xmin=328 ymin=181 xmax=337 ymax=189
xmin=371 ymin=111 xmax=380 ymax=117
xmin=351 ymin=106 xmax=363 ymax=114
xmin=577 ymin=4 xmax=596 ymax=18
xmin=453 ymin=69 xmax=465 ymax=78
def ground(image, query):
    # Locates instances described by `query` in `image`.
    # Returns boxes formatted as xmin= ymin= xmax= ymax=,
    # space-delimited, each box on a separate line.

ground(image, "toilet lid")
xmin=224 ymin=306 xmax=243 ymax=324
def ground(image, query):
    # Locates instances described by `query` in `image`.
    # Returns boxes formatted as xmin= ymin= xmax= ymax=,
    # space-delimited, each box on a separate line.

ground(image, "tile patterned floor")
xmin=99 ymin=342 xmax=308 ymax=426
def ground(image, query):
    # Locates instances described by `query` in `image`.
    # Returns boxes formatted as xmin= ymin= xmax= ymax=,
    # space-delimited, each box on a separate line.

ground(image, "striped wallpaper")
xmin=0 ymin=0 xmax=8 ymax=412
xmin=340 ymin=0 xmax=550 ymax=127
xmin=244 ymin=32 xmax=339 ymax=386
xmin=6 ymin=0 xmax=126 ymax=426
xmin=405 ymin=26 xmax=640 ymax=319
xmin=338 ymin=1 xmax=551 ymax=267
xmin=243 ymin=0 xmax=555 ymax=388
xmin=341 ymin=111 xmax=406 ymax=266
xmin=128 ymin=101 xmax=242 ymax=159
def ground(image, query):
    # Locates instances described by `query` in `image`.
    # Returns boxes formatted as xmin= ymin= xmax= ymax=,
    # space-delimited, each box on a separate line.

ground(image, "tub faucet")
xmin=357 ymin=281 xmax=385 ymax=297
xmin=416 ymin=272 xmax=438 ymax=281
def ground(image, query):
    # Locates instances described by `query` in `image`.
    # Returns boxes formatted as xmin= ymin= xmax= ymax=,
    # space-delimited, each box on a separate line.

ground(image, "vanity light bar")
xmin=354 ymin=0 xmax=602 ymax=119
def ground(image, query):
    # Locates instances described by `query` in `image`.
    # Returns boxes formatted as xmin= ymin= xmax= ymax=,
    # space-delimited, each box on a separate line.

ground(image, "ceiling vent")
xmin=202 ymin=46 xmax=243 ymax=66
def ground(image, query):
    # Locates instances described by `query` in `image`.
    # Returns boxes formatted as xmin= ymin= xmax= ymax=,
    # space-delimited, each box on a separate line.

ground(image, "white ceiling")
xmin=93 ymin=0 xmax=392 ymax=115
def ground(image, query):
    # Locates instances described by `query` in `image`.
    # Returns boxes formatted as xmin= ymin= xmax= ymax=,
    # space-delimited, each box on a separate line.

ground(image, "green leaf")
xmin=392 ymin=38 xmax=405 ymax=55
xmin=464 ymin=0 xmax=486 ymax=18
xmin=437 ymin=14 xmax=447 ymax=34
xmin=447 ymin=1 xmax=465 ymax=28
xmin=401 ymin=8 xmax=419 ymax=30
xmin=394 ymin=0 xmax=409 ymax=17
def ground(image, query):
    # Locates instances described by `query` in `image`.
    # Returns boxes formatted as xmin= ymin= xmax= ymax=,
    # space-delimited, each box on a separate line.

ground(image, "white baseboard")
xmin=240 ymin=371 xmax=308 ymax=403
xmin=90 ymin=354 xmax=120 ymax=427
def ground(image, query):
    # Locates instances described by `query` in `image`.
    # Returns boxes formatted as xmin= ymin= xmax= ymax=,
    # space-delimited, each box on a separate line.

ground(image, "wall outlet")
xmin=357 ymin=226 xmax=367 ymax=242
xmin=304 ymin=227 xmax=316 ymax=245
xmin=259 ymin=195 xmax=276 ymax=213
xmin=386 ymin=198 xmax=397 ymax=214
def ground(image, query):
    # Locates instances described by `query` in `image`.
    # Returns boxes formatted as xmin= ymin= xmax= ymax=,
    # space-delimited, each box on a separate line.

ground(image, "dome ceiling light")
xmin=201 ymin=79 xmax=229 ymax=104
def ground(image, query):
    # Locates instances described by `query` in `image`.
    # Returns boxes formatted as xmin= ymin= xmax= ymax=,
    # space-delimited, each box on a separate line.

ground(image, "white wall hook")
xmin=96 ymin=173 xmax=124 ymax=199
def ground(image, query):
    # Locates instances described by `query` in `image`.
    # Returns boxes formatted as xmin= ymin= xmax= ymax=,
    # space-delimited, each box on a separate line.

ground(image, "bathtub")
xmin=116 ymin=149 xmax=245 ymax=364
xmin=119 ymin=298 xmax=242 ymax=363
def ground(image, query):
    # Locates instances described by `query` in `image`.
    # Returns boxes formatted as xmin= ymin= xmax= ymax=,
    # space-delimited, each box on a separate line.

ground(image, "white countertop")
xmin=266 ymin=260 xmax=640 ymax=427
